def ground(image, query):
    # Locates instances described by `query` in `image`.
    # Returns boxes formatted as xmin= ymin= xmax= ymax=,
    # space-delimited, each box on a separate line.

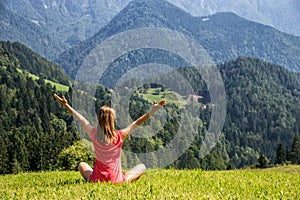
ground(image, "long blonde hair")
xmin=97 ymin=106 xmax=116 ymax=144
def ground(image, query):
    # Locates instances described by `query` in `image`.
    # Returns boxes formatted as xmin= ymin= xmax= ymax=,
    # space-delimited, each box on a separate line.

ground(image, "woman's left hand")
xmin=53 ymin=93 xmax=68 ymax=106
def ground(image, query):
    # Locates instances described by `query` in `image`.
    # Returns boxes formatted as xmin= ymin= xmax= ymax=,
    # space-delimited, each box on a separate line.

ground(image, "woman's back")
xmin=89 ymin=128 xmax=125 ymax=183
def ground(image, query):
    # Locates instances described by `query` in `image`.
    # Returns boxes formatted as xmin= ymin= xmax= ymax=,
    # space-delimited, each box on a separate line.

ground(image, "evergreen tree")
xmin=0 ymin=134 xmax=9 ymax=174
xmin=290 ymin=135 xmax=300 ymax=164
xmin=12 ymin=153 xmax=22 ymax=174
xmin=257 ymin=154 xmax=268 ymax=168
xmin=276 ymin=143 xmax=286 ymax=165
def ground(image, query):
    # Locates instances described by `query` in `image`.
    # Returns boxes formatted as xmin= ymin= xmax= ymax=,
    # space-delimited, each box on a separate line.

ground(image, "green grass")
xmin=46 ymin=80 xmax=69 ymax=92
xmin=16 ymin=68 xmax=69 ymax=92
xmin=1 ymin=166 xmax=299 ymax=199
xmin=137 ymin=88 xmax=190 ymax=108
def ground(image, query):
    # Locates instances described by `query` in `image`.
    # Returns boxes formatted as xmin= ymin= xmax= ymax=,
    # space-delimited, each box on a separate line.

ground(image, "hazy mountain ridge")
xmin=0 ymin=3 xmax=65 ymax=60
xmin=56 ymin=0 xmax=300 ymax=79
xmin=172 ymin=0 xmax=300 ymax=37
xmin=1 ymin=0 xmax=134 ymax=58
xmin=1 ymin=0 xmax=299 ymax=61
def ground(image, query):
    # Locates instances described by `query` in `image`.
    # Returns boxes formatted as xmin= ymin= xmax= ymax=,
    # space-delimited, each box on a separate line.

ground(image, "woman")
xmin=53 ymin=93 xmax=166 ymax=183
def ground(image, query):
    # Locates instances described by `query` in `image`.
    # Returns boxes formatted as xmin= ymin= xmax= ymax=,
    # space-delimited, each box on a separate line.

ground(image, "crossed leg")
xmin=78 ymin=162 xmax=146 ymax=183
xmin=78 ymin=162 xmax=93 ymax=181
xmin=125 ymin=163 xmax=147 ymax=182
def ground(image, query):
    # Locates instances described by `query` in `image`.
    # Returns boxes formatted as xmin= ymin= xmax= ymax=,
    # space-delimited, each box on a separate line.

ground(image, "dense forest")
xmin=1 ymin=40 xmax=300 ymax=174
xmin=0 ymin=68 xmax=71 ymax=173
xmin=0 ymin=42 xmax=70 ymax=173
xmin=179 ymin=57 xmax=300 ymax=168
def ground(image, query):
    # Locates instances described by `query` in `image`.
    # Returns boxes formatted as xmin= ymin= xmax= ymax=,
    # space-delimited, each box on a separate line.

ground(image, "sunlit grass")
xmin=1 ymin=165 xmax=299 ymax=199
xmin=16 ymin=68 xmax=69 ymax=91
xmin=137 ymin=87 xmax=190 ymax=108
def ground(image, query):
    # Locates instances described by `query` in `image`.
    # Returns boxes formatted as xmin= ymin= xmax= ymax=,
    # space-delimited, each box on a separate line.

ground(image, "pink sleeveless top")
xmin=89 ymin=128 xmax=126 ymax=183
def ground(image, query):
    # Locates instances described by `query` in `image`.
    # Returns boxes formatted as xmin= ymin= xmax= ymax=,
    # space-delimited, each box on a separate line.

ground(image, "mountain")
xmin=0 ymin=41 xmax=71 ymax=85
xmin=177 ymin=56 xmax=300 ymax=167
xmin=0 ymin=0 xmax=131 ymax=60
xmin=0 ymin=3 xmax=65 ymax=60
xmin=219 ymin=57 xmax=300 ymax=164
xmin=172 ymin=0 xmax=300 ymax=37
xmin=56 ymin=0 xmax=300 ymax=80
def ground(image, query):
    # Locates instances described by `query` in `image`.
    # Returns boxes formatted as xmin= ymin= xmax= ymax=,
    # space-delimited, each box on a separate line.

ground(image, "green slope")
xmin=16 ymin=68 xmax=69 ymax=92
xmin=0 ymin=41 xmax=72 ymax=86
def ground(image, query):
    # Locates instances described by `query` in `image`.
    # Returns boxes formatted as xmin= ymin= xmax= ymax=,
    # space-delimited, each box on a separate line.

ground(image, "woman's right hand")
xmin=53 ymin=93 xmax=93 ymax=137
xmin=149 ymin=99 xmax=166 ymax=116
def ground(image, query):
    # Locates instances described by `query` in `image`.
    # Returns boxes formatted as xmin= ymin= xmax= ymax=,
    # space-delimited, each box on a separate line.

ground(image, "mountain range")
xmin=56 ymin=0 xmax=300 ymax=80
xmin=0 ymin=0 xmax=299 ymax=61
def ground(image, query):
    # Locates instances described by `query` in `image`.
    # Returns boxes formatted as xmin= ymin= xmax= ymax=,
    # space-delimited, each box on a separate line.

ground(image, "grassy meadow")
xmin=137 ymin=87 xmax=191 ymax=108
xmin=16 ymin=68 xmax=70 ymax=92
xmin=1 ymin=165 xmax=299 ymax=200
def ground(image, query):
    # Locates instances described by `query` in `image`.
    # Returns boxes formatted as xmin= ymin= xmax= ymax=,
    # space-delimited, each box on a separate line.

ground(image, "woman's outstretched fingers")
xmin=62 ymin=96 xmax=68 ymax=103
xmin=53 ymin=93 xmax=62 ymax=102
xmin=152 ymin=100 xmax=166 ymax=106
xmin=159 ymin=99 xmax=166 ymax=106
xmin=53 ymin=93 xmax=68 ymax=105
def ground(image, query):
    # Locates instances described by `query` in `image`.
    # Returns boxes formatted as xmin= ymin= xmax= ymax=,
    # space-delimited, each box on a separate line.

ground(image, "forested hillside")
xmin=0 ymin=41 xmax=71 ymax=85
xmin=57 ymin=0 xmax=300 ymax=79
xmin=183 ymin=57 xmax=300 ymax=168
xmin=0 ymin=70 xmax=73 ymax=174
xmin=0 ymin=41 xmax=75 ymax=174
xmin=143 ymin=56 xmax=300 ymax=169
xmin=1 ymin=42 xmax=300 ymax=174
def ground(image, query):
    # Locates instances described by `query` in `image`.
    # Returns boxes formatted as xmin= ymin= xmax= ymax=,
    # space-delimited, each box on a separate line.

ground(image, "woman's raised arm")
xmin=121 ymin=100 xmax=166 ymax=141
xmin=53 ymin=93 xmax=94 ymax=137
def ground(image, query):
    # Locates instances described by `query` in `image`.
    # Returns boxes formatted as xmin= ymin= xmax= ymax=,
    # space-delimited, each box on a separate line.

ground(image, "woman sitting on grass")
xmin=53 ymin=93 xmax=166 ymax=184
